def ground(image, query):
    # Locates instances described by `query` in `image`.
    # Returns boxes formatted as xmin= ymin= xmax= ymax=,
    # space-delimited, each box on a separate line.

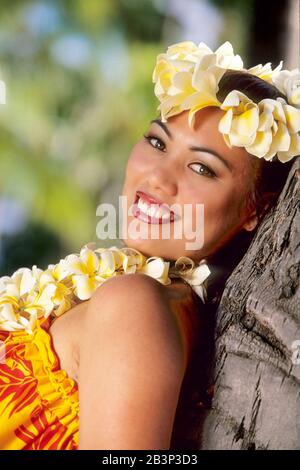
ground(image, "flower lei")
xmin=152 ymin=41 xmax=300 ymax=162
xmin=0 ymin=243 xmax=211 ymax=334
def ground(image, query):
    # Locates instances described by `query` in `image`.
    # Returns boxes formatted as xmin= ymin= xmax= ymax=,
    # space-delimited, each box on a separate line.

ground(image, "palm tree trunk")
xmin=189 ymin=157 xmax=300 ymax=450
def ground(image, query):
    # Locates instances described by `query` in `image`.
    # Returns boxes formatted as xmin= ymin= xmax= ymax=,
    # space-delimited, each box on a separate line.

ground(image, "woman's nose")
xmin=147 ymin=163 xmax=177 ymax=198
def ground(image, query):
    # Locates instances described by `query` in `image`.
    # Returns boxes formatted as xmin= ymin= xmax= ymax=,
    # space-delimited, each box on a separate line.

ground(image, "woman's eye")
xmin=143 ymin=134 xmax=166 ymax=152
xmin=188 ymin=162 xmax=216 ymax=178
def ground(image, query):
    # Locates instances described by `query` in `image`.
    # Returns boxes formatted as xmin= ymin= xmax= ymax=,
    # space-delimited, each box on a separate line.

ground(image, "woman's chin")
xmin=121 ymin=237 xmax=172 ymax=259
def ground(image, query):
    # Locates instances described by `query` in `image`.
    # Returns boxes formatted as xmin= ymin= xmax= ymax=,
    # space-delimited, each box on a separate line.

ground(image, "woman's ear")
xmin=242 ymin=209 xmax=259 ymax=232
xmin=242 ymin=192 xmax=275 ymax=232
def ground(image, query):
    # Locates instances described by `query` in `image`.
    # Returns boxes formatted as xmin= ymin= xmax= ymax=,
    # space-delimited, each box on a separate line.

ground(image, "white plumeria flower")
xmin=2 ymin=267 xmax=38 ymax=299
xmin=37 ymin=268 xmax=73 ymax=318
xmin=211 ymin=41 xmax=244 ymax=70
xmin=95 ymin=246 xmax=147 ymax=274
xmin=272 ymin=68 xmax=300 ymax=109
xmin=0 ymin=292 xmax=44 ymax=334
xmin=219 ymin=90 xmax=260 ymax=148
xmin=140 ymin=257 xmax=171 ymax=285
xmin=247 ymin=60 xmax=283 ymax=83
xmin=171 ymin=257 xmax=211 ymax=303
xmin=0 ymin=276 xmax=12 ymax=294
xmin=0 ymin=263 xmax=62 ymax=332
xmin=153 ymin=40 xmax=243 ymax=126
xmin=62 ymin=246 xmax=104 ymax=300
xmin=218 ymin=90 xmax=300 ymax=162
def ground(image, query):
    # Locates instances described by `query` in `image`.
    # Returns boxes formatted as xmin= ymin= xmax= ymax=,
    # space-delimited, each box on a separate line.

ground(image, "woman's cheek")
xmin=127 ymin=145 xmax=153 ymax=176
xmin=207 ymin=191 xmax=243 ymax=244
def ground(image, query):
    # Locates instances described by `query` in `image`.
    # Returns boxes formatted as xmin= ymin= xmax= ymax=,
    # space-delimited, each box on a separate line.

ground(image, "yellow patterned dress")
xmin=0 ymin=316 xmax=79 ymax=450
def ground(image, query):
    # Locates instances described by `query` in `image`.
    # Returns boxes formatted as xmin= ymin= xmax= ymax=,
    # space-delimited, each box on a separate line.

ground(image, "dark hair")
xmin=205 ymin=69 xmax=298 ymax=305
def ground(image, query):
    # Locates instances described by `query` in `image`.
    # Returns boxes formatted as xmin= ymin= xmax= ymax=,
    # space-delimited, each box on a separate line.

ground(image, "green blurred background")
xmin=0 ymin=0 xmax=298 ymax=274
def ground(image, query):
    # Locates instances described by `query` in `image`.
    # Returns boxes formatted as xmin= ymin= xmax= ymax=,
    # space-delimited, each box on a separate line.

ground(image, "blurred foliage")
xmin=0 ymin=221 xmax=62 ymax=276
xmin=0 ymin=0 xmax=163 ymax=268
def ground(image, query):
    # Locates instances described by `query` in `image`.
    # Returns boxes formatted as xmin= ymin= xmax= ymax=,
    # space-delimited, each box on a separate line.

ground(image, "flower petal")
xmin=218 ymin=108 xmax=233 ymax=134
xmin=72 ymin=274 xmax=98 ymax=300
xmin=231 ymin=106 xmax=259 ymax=136
xmin=283 ymin=104 xmax=300 ymax=132
xmin=277 ymin=132 xmax=300 ymax=162
xmin=246 ymin=130 xmax=273 ymax=158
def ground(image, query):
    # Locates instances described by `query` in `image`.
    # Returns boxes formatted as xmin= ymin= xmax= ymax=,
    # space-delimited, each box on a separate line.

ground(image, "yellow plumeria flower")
xmin=140 ymin=257 xmax=171 ymax=285
xmin=0 ymin=267 xmax=56 ymax=333
xmin=219 ymin=90 xmax=260 ymax=148
xmin=247 ymin=98 xmax=300 ymax=161
xmin=63 ymin=246 xmax=106 ymax=300
xmin=218 ymin=91 xmax=300 ymax=162
xmin=38 ymin=262 xmax=74 ymax=317
xmin=153 ymin=40 xmax=243 ymax=126
xmin=0 ymin=299 xmax=39 ymax=333
xmin=169 ymin=256 xmax=211 ymax=302
xmin=272 ymin=68 xmax=300 ymax=109
xmin=247 ymin=60 xmax=283 ymax=83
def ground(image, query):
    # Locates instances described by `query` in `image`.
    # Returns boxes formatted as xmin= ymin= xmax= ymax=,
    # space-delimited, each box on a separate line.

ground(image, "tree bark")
xmin=170 ymin=157 xmax=300 ymax=450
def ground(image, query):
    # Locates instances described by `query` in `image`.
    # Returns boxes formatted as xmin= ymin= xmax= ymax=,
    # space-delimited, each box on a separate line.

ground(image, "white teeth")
xmin=137 ymin=196 xmax=171 ymax=220
xmin=137 ymin=199 xmax=148 ymax=213
xmin=149 ymin=206 xmax=156 ymax=217
xmin=156 ymin=207 xmax=165 ymax=217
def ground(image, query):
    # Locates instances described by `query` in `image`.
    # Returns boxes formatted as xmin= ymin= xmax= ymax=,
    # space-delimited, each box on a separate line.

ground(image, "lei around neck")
xmin=0 ymin=243 xmax=211 ymax=334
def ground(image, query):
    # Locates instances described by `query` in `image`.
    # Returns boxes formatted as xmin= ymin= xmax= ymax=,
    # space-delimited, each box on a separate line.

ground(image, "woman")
xmin=0 ymin=41 xmax=298 ymax=450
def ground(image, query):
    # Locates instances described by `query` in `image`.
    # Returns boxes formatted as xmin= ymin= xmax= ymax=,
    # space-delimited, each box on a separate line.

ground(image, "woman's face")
xmin=121 ymin=107 xmax=259 ymax=262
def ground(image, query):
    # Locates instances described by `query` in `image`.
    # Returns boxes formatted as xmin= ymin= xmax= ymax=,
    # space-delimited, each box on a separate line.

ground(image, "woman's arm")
xmin=78 ymin=273 xmax=190 ymax=450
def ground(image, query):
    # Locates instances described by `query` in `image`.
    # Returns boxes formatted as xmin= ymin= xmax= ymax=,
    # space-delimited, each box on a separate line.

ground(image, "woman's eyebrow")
xmin=150 ymin=119 xmax=232 ymax=172
xmin=150 ymin=119 xmax=173 ymax=138
xmin=190 ymin=146 xmax=233 ymax=172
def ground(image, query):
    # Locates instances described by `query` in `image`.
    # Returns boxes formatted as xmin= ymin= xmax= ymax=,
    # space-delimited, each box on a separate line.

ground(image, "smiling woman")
xmin=122 ymin=107 xmax=261 ymax=264
xmin=0 ymin=40 xmax=299 ymax=450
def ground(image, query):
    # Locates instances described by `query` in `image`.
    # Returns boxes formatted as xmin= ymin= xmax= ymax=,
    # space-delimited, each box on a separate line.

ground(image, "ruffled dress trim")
xmin=0 ymin=317 xmax=79 ymax=450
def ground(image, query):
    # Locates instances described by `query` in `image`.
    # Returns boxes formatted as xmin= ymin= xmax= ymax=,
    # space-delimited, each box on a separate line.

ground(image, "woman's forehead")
xmin=156 ymin=108 xmax=254 ymax=171
xmin=168 ymin=108 xmax=223 ymax=133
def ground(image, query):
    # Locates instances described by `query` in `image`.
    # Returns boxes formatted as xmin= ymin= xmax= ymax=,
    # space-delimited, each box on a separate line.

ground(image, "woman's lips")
xmin=132 ymin=191 xmax=176 ymax=225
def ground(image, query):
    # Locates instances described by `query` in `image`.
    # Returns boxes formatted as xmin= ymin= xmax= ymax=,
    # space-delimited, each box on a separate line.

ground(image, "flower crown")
xmin=0 ymin=243 xmax=211 ymax=334
xmin=152 ymin=41 xmax=300 ymax=163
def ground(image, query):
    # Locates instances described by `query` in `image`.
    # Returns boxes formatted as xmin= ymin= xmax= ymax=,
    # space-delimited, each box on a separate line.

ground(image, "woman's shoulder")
xmin=48 ymin=275 xmax=164 ymax=376
xmin=86 ymin=273 xmax=202 ymax=371
xmin=49 ymin=271 xmax=202 ymax=386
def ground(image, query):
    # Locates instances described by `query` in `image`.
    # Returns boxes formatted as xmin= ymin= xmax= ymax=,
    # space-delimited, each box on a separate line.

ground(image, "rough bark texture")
xmin=170 ymin=157 xmax=300 ymax=450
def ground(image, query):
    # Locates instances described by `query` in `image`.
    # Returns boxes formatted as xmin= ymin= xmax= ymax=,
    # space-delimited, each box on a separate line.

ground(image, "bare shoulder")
xmin=86 ymin=273 xmax=201 ymax=371
xmin=47 ymin=274 xmax=177 ymax=382
xmin=87 ymin=273 xmax=181 ymax=336
xmin=90 ymin=272 xmax=197 ymax=314
xmin=89 ymin=272 xmax=167 ymax=310
xmin=48 ymin=273 xmax=202 ymax=384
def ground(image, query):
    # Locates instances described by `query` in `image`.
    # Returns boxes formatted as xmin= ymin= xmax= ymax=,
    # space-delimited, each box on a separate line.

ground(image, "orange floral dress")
xmin=0 ymin=317 xmax=79 ymax=450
